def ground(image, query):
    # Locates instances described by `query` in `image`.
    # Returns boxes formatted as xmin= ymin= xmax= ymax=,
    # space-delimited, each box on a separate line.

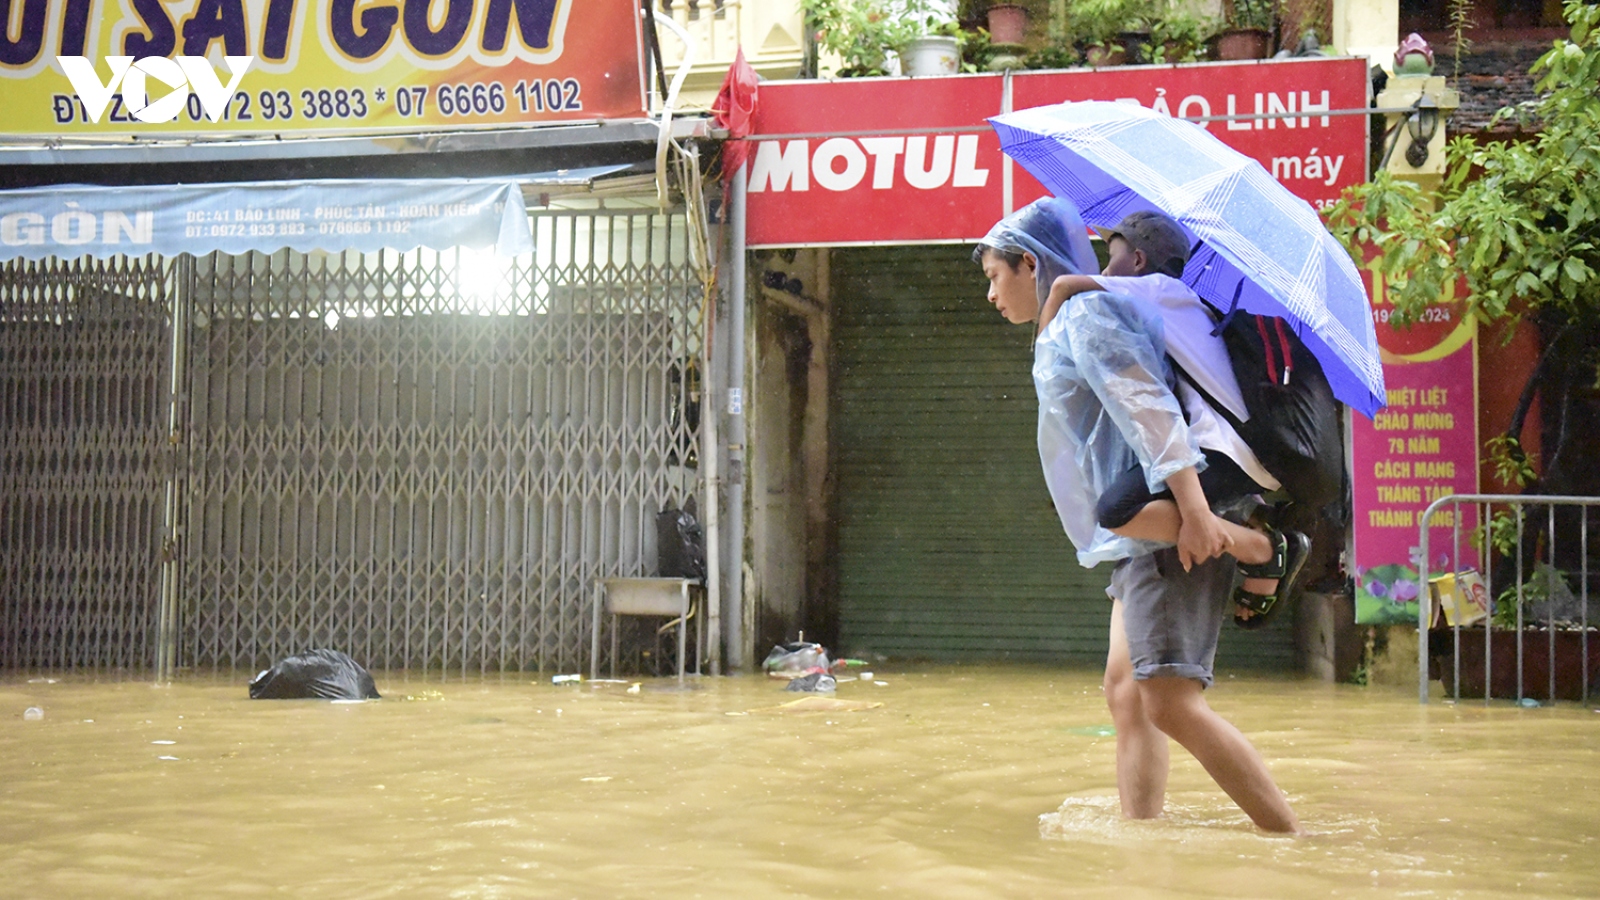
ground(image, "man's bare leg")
xmin=1104 ymin=599 xmax=1167 ymax=819
xmin=1136 ymin=676 xmax=1302 ymax=833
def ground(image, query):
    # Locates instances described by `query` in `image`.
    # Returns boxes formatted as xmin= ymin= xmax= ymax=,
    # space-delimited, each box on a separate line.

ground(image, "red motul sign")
xmin=745 ymin=58 xmax=1368 ymax=247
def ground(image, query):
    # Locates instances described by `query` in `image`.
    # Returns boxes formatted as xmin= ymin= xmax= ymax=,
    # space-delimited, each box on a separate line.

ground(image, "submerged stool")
xmin=589 ymin=577 xmax=703 ymax=682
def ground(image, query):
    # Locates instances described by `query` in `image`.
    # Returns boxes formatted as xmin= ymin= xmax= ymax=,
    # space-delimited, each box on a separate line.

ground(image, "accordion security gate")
xmin=1 ymin=210 xmax=705 ymax=675
xmin=0 ymin=257 xmax=173 ymax=669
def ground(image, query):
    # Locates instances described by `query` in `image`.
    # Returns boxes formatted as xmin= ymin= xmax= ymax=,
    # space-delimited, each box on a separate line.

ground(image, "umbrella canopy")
xmin=990 ymin=101 xmax=1385 ymax=418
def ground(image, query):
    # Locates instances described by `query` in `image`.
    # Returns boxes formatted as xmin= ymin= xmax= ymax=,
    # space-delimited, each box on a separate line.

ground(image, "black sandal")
xmin=1233 ymin=527 xmax=1310 ymax=630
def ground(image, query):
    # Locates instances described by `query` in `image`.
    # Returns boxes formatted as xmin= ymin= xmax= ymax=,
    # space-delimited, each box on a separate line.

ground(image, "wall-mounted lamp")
xmin=1405 ymin=95 xmax=1441 ymax=167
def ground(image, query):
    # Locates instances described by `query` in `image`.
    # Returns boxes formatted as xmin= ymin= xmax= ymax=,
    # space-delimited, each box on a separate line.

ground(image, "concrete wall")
xmin=747 ymin=248 xmax=832 ymax=651
xmin=1333 ymin=0 xmax=1400 ymax=69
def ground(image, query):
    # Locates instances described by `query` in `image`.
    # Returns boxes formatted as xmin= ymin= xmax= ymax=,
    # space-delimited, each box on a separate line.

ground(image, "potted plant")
xmin=1067 ymin=0 xmax=1159 ymax=65
xmin=1213 ymin=0 xmax=1275 ymax=60
xmin=956 ymin=25 xmax=1023 ymax=72
xmin=803 ymin=0 xmax=914 ymax=76
xmin=802 ymin=0 xmax=963 ymax=76
xmin=985 ymin=2 xmax=1029 ymax=45
xmin=902 ymin=15 xmax=966 ymax=76
xmin=1147 ymin=11 xmax=1215 ymax=63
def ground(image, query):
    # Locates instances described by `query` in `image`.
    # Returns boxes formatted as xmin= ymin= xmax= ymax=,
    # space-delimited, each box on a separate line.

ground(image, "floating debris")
xmin=785 ymin=672 xmax=837 ymax=693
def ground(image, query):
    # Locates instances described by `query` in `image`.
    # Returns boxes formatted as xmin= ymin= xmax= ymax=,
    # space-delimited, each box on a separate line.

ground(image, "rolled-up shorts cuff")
xmin=1133 ymin=662 xmax=1215 ymax=685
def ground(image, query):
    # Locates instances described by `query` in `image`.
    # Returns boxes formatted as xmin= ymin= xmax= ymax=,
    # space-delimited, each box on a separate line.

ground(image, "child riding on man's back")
xmin=986 ymin=209 xmax=1309 ymax=626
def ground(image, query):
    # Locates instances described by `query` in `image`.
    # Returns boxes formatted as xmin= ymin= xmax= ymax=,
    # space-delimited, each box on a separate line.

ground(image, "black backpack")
xmin=1176 ymin=293 xmax=1345 ymax=510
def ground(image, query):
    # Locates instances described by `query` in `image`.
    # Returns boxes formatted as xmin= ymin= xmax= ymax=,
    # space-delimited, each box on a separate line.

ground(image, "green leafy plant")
xmin=1448 ymin=0 xmax=1475 ymax=83
xmin=1492 ymin=563 xmax=1570 ymax=629
xmin=1025 ymin=36 xmax=1082 ymax=69
xmin=1478 ymin=506 xmax=1524 ymax=558
xmin=1067 ymin=0 xmax=1159 ymax=48
xmin=1147 ymin=12 xmax=1216 ymax=62
xmin=1225 ymin=0 xmax=1277 ymax=31
xmin=1485 ymin=435 xmax=1537 ymax=489
xmin=802 ymin=0 xmax=951 ymax=76
xmin=956 ymin=25 xmax=1001 ymax=71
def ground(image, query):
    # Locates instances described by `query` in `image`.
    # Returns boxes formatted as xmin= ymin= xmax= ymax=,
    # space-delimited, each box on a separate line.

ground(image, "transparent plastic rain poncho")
xmin=978 ymin=198 xmax=1204 ymax=568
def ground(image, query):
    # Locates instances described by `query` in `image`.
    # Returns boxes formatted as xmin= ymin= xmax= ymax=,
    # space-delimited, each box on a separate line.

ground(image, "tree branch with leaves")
xmin=1323 ymin=0 xmax=1600 ymax=494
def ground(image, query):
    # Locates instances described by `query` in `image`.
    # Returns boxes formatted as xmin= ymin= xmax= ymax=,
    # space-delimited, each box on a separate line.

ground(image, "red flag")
xmin=711 ymin=48 xmax=759 ymax=175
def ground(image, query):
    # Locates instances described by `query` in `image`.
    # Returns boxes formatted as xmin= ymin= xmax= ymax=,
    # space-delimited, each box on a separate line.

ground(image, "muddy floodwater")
xmin=2 ymin=666 xmax=1597 ymax=899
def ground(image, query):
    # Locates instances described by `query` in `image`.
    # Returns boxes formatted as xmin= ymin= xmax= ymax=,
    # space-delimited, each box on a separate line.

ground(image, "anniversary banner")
xmin=0 ymin=0 xmax=646 ymax=135
xmin=1351 ymin=263 xmax=1481 ymax=627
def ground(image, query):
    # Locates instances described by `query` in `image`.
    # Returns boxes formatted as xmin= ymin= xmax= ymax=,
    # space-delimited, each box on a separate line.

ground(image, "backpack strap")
xmin=1257 ymin=315 xmax=1280 ymax=386
xmin=1201 ymin=279 xmax=1244 ymax=332
xmin=1169 ymin=356 xmax=1248 ymax=435
xmin=1273 ymin=317 xmax=1294 ymax=386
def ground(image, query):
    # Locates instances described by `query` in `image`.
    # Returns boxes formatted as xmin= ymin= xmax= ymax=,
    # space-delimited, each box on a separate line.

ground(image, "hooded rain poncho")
xmin=978 ymin=198 xmax=1206 ymax=567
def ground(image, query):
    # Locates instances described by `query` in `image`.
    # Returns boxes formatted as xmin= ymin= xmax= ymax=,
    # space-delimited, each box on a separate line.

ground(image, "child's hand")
xmin=1176 ymin=511 xmax=1232 ymax=571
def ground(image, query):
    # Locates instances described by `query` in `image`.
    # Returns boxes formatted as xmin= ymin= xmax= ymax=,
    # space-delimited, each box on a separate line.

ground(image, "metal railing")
xmin=1417 ymin=493 xmax=1600 ymax=704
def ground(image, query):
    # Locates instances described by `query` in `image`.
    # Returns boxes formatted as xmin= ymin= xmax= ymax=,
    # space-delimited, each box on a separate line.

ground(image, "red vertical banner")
xmin=1350 ymin=259 xmax=1481 ymax=626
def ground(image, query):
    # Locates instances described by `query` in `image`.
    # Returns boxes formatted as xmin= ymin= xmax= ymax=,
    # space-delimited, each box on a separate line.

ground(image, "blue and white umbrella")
xmin=990 ymin=100 xmax=1385 ymax=418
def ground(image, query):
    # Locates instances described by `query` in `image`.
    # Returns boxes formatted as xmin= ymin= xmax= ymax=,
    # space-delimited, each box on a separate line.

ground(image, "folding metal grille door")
xmin=0 ymin=256 xmax=173 ymax=670
xmin=181 ymin=211 xmax=705 ymax=675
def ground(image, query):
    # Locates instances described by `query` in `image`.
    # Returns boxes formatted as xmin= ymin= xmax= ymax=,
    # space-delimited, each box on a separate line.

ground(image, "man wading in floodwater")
xmin=974 ymin=197 xmax=1301 ymax=834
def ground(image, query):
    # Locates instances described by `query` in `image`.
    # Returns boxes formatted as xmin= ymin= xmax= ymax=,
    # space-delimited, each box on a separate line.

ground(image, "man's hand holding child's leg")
xmin=1166 ymin=467 xmax=1229 ymax=570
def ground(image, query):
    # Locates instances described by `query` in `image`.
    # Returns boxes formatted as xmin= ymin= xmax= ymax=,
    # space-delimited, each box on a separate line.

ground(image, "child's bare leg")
xmin=1110 ymin=500 xmax=1270 ymax=560
xmin=1109 ymin=500 xmax=1278 ymax=602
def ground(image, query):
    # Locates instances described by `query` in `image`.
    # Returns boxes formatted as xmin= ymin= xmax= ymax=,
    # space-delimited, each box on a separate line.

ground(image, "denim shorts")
xmin=1106 ymin=546 xmax=1237 ymax=688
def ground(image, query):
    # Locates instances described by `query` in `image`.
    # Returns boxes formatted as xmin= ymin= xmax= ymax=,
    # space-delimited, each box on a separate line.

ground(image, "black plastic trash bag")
xmin=656 ymin=504 xmax=707 ymax=581
xmin=249 ymin=649 xmax=381 ymax=700
xmin=763 ymin=641 xmax=831 ymax=676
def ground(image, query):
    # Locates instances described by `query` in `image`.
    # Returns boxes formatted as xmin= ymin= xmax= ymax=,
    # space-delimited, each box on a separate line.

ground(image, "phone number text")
xmin=391 ymin=79 xmax=585 ymax=118
xmin=52 ymin=88 xmax=372 ymax=124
